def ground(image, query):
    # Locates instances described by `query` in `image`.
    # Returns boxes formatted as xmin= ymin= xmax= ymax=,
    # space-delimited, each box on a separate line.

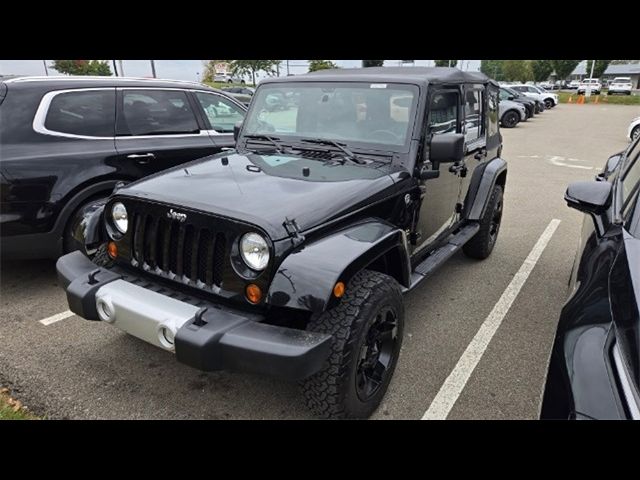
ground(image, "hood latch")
xmin=283 ymin=217 xmax=305 ymax=247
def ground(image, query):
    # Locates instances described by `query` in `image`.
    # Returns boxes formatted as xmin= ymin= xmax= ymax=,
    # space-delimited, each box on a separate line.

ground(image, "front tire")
xmin=463 ymin=185 xmax=504 ymax=260
xmin=302 ymin=270 xmax=404 ymax=419
xmin=544 ymin=99 xmax=553 ymax=109
xmin=501 ymin=110 xmax=519 ymax=128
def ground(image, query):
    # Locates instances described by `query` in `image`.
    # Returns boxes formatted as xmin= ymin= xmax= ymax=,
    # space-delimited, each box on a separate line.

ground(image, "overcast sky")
xmin=0 ymin=60 xmax=481 ymax=82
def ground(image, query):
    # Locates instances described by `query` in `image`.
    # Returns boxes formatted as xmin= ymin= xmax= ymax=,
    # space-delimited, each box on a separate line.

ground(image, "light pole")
xmin=118 ymin=60 xmax=125 ymax=77
xmin=150 ymin=60 xmax=157 ymax=78
xmin=112 ymin=60 xmax=118 ymax=76
xmin=42 ymin=60 xmax=49 ymax=76
xmin=586 ymin=59 xmax=596 ymax=98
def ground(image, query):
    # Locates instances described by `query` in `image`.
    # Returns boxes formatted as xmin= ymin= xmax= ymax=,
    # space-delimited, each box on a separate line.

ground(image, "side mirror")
xmin=429 ymin=133 xmax=465 ymax=164
xmin=508 ymin=95 xmax=515 ymax=100
xmin=233 ymin=121 xmax=243 ymax=142
xmin=565 ymin=181 xmax=612 ymax=215
xmin=596 ymin=153 xmax=622 ymax=181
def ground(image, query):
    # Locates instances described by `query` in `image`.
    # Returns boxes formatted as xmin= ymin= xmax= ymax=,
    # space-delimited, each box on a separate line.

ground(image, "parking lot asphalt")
xmin=1 ymin=103 xmax=639 ymax=420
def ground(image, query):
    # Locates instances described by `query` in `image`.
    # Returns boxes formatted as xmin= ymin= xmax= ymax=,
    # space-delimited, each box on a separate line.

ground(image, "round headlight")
xmin=112 ymin=202 xmax=128 ymax=234
xmin=240 ymin=232 xmax=269 ymax=271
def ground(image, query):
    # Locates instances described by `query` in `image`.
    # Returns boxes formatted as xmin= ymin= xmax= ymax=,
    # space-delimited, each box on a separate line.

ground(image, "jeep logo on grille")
xmin=166 ymin=209 xmax=187 ymax=222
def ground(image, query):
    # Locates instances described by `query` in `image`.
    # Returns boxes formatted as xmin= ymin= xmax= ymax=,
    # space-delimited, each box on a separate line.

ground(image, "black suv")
xmin=0 ymin=76 xmax=247 ymax=259
xmin=56 ymin=67 xmax=508 ymax=419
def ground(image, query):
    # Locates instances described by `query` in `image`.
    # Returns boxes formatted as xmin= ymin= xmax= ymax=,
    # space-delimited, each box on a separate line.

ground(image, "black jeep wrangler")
xmin=56 ymin=67 xmax=507 ymax=419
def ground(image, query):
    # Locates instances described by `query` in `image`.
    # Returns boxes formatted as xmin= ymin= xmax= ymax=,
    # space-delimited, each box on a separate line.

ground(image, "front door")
xmin=114 ymin=88 xmax=220 ymax=178
xmin=413 ymin=87 xmax=463 ymax=253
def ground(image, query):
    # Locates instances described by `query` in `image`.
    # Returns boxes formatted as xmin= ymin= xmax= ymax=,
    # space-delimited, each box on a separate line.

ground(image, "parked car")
xmin=577 ymin=78 xmax=602 ymax=95
xmin=629 ymin=116 xmax=640 ymax=141
xmin=55 ymin=67 xmax=508 ymax=419
xmin=499 ymin=87 xmax=536 ymax=119
xmin=0 ymin=76 xmax=247 ymax=260
xmin=539 ymin=82 xmax=559 ymax=90
xmin=214 ymin=72 xmax=245 ymax=84
xmin=540 ymin=137 xmax=640 ymax=419
xmin=499 ymin=99 xmax=527 ymax=128
xmin=221 ymin=86 xmax=255 ymax=106
xmin=609 ymin=77 xmax=633 ymax=96
xmin=508 ymin=84 xmax=558 ymax=109
xmin=567 ymin=80 xmax=580 ymax=90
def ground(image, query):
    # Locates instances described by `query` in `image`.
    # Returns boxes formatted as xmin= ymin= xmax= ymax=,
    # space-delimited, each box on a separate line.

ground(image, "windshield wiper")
xmin=299 ymin=138 xmax=366 ymax=165
xmin=243 ymin=134 xmax=285 ymax=153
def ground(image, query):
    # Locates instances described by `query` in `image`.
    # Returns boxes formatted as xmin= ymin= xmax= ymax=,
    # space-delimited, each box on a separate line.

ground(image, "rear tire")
xmin=544 ymin=99 xmax=553 ymax=109
xmin=302 ymin=270 xmax=404 ymax=419
xmin=463 ymin=185 xmax=504 ymax=260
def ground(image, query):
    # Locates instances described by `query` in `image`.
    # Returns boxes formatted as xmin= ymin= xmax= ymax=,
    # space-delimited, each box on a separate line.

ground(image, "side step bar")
xmin=405 ymin=223 xmax=480 ymax=292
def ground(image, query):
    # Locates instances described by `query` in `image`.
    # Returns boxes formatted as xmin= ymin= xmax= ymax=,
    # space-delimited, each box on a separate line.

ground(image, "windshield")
xmin=243 ymin=82 xmax=419 ymax=151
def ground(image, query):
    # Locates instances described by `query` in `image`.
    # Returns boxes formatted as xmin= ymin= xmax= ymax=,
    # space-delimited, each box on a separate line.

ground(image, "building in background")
xmin=569 ymin=61 xmax=640 ymax=88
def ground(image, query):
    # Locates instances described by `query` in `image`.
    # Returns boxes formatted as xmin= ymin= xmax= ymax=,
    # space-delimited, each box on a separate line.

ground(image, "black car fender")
xmin=463 ymin=157 xmax=507 ymax=221
xmin=267 ymin=219 xmax=411 ymax=313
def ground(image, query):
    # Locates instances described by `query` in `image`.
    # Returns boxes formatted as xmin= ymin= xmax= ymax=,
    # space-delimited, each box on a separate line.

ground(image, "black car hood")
xmin=119 ymin=151 xmax=404 ymax=240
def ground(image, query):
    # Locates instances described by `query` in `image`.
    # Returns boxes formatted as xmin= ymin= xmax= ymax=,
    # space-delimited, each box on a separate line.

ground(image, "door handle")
xmin=127 ymin=153 xmax=155 ymax=165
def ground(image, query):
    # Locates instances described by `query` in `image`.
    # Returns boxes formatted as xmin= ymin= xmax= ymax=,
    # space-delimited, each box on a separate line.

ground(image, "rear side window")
xmin=44 ymin=90 xmax=115 ymax=137
xmin=120 ymin=90 xmax=199 ymax=136
xmin=464 ymin=86 xmax=484 ymax=143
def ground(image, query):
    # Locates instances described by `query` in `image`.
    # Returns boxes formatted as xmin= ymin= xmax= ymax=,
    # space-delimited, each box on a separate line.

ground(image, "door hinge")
xmin=283 ymin=217 xmax=305 ymax=247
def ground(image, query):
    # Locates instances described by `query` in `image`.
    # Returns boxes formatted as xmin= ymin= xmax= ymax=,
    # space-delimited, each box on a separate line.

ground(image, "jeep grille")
xmin=129 ymin=210 xmax=227 ymax=288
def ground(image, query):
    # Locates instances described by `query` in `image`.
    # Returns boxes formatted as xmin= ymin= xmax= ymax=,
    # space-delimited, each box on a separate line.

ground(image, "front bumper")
xmin=56 ymin=251 xmax=332 ymax=380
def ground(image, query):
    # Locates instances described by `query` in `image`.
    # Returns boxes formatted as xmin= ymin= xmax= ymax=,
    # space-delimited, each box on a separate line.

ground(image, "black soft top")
xmin=260 ymin=67 xmax=497 ymax=87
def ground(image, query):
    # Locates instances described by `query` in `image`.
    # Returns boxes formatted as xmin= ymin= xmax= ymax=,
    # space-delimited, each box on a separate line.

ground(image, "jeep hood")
xmin=119 ymin=151 xmax=404 ymax=241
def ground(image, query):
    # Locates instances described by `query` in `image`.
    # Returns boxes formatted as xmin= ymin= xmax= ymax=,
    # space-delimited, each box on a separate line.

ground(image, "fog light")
xmin=245 ymin=283 xmax=262 ymax=304
xmin=107 ymin=241 xmax=118 ymax=259
xmin=159 ymin=326 xmax=175 ymax=346
xmin=96 ymin=296 xmax=115 ymax=323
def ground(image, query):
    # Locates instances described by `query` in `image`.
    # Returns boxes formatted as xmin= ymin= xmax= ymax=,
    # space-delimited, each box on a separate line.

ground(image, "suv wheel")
xmin=544 ymin=98 xmax=553 ymax=109
xmin=463 ymin=184 xmax=504 ymax=260
xmin=501 ymin=110 xmax=519 ymax=128
xmin=302 ymin=270 xmax=404 ymax=419
xmin=632 ymin=126 xmax=640 ymax=141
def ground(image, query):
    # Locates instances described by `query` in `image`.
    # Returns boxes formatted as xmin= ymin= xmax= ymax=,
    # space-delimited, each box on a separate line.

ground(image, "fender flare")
xmin=52 ymin=180 xmax=125 ymax=238
xmin=266 ymin=219 xmax=411 ymax=313
xmin=464 ymin=157 xmax=507 ymax=221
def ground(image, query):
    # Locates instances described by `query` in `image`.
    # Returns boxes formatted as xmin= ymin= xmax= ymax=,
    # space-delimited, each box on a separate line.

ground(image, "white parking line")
xmin=39 ymin=310 xmax=75 ymax=326
xmin=422 ymin=218 xmax=561 ymax=420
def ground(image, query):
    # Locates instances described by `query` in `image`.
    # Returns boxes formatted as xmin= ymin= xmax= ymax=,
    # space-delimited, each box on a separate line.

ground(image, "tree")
xmin=308 ymin=60 xmax=338 ymax=72
xmin=362 ymin=60 xmax=384 ymax=67
xmin=550 ymin=60 xmax=580 ymax=82
xmin=531 ymin=60 xmax=553 ymax=82
xmin=585 ymin=60 xmax=611 ymax=79
xmin=480 ymin=60 xmax=504 ymax=81
xmin=52 ymin=60 xmax=112 ymax=76
xmin=202 ymin=60 xmax=226 ymax=82
xmin=227 ymin=60 xmax=280 ymax=85
xmin=502 ymin=60 xmax=532 ymax=83
xmin=434 ymin=60 xmax=458 ymax=67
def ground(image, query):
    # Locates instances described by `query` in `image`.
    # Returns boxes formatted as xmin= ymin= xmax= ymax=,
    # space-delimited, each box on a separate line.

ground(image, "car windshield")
xmin=242 ymin=82 xmax=419 ymax=151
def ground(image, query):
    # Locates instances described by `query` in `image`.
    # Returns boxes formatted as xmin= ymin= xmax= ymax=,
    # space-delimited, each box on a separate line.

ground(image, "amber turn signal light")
xmin=107 ymin=241 xmax=118 ymax=259
xmin=245 ymin=283 xmax=262 ymax=304
xmin=333 ymin=281 xmax=345 ymax=298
